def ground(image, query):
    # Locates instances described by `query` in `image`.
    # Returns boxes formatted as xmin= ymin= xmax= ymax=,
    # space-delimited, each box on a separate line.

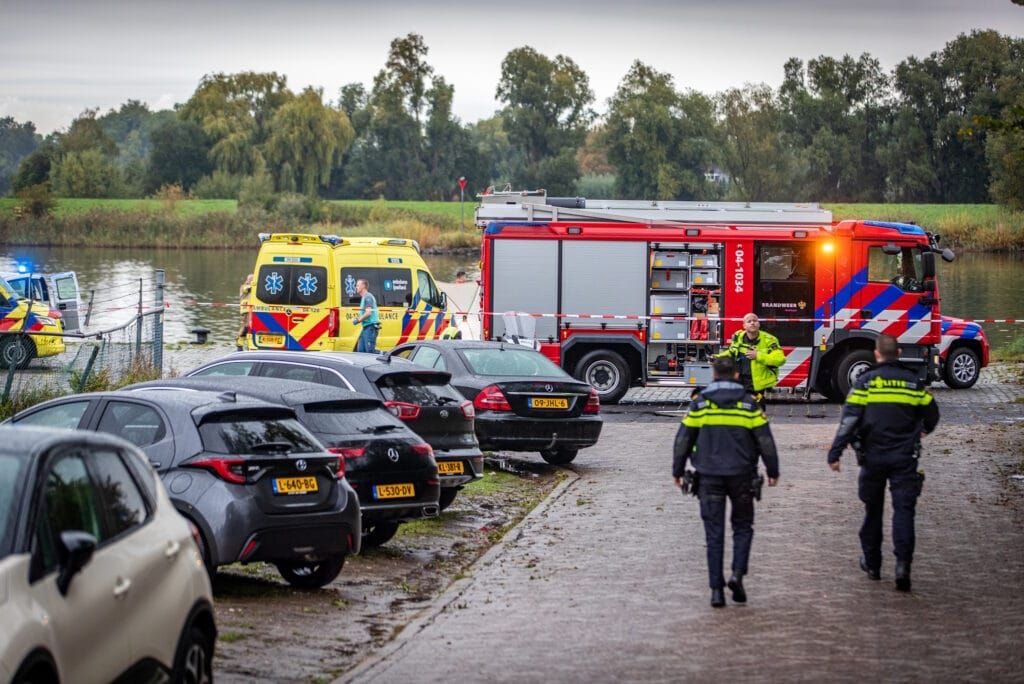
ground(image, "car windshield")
xmin=376 ymin=374 xmax=465 ymax=406
xmin=460 ymin=348 xmax=567 ymax=378
xmin=302 ymin=402 xmax=405 ymax=436
xmin=198 ymin=414 xmax=321 ymax=455
xmin=0 ymin=275 xmax=21 ymax=303
xmin=0 ymin=452 xmax=29 ymax=558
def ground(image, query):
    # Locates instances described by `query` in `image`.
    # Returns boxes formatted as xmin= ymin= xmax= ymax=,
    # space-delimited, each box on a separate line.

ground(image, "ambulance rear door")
xmin=51 ymin=272 xmax=82 ymax=332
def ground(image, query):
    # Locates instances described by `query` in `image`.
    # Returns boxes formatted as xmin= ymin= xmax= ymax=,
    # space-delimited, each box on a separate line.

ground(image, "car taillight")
xmin=411 ymin=443 xmax=434 ymax=458
xmin=185 ymin=457 xmax=247 ymax=484
xmin=327 ymin=307 xmax=339 ymax=337
xmin=474 ymin=385 xmax=511 ymax=412
xmin=384 ymin=401 xmax=421 ymax=420
xmin=584 ymin=388 xmax=600 ymax=414
xmin=460 ymin=400 xmax=475 ymax=419
xmin=326 ymin=446 xmax=367 ymax=479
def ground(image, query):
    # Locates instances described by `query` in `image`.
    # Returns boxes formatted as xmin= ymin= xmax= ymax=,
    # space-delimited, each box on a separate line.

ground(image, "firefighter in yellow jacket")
xmin=719 ymin=313 xmax=786 ymax=409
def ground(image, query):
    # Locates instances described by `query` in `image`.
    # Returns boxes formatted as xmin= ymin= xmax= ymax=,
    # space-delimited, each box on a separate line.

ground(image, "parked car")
xmin=128 ymin=376 xmax=441 ymax=548
xmin=186 ymin=350 xmax=483 ymax=510
xmin=0 ymin=426 xmax=215 ymax=683
xmin=391 ymin=341 xmax=603 ymax=465
xmin=7 ymin=389 xmax=361 ymax=589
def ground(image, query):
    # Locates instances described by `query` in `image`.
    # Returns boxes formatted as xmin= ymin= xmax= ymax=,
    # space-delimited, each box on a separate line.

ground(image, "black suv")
xmin=8 ymin=389 xmax=360 ymax=588
xmin=186 ymin=351 xmax=484 ymax=509
xmin=129 ymin=376 xmax=441 ymax=547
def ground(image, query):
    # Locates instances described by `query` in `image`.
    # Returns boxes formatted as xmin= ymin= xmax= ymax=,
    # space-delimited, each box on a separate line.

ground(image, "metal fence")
xmin=1 ymin=270 xmax=165 ymax=408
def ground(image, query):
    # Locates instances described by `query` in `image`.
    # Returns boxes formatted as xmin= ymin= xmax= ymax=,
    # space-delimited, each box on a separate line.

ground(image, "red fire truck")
xmin=475 ymin=191 xmax=988 ymax=403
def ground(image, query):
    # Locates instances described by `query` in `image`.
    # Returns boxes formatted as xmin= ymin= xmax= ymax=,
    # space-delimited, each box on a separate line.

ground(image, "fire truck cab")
xmin=476 ymin=192 xmax=988 ymax=403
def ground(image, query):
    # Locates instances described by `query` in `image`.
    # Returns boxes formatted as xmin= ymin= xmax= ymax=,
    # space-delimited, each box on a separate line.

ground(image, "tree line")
xmin=1 ymin=29 xmax=1022 ymax=208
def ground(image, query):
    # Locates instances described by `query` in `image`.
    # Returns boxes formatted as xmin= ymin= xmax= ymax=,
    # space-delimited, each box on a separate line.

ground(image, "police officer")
xmin=827 ymin=334 xmax=939 ymax=592
xmin=673 ymin=356 xmax=780 ymax=608
xmin=720 ymin=313 xmax=786 ymax=410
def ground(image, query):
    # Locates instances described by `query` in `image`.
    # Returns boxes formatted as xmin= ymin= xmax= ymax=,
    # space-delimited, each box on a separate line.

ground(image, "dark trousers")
xmin=858 ymin=460 xmax=923 ymax=569
xmin=699 ymin=474 xmax=755 ymax=590
xmin=356 ymin=325 xmax=379 ymax=353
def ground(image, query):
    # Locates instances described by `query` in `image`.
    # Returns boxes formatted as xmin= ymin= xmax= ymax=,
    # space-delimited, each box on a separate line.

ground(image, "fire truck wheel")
xmin=943 ymin=346 xmax=980 ymax=389
xmin=575 ymin=350 xmax=630 ymax=404
xmin=834 ymin=349 xmax=875 ymax=398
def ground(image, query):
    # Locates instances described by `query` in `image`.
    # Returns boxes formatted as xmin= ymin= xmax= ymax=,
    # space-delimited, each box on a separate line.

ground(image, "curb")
xmin=335 ymin=465 xmax=582 ymax=683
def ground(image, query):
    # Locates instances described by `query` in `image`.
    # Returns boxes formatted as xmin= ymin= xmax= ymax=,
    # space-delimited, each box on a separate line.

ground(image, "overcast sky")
xmin=2 ymin=0 xmax=1023 ymax=134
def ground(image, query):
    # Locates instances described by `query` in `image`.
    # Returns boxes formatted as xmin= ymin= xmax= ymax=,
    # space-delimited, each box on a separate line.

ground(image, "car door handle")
xmin=165 ymin=540 xmax=181 ymax=559
xmin=113 ymin=576 xmax=132 ymax=598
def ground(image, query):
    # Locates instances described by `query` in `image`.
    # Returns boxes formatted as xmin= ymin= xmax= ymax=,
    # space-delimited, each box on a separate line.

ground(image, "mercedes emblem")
xmin=545 ymin=384 xmax=553 ymax=392
xmin=295 ymin=459 xmax=308 ymax=472
xmin=387 ymin=448 xmax=400 ymax=463
xmin=440 ymin=409 xmax=449 ymax=418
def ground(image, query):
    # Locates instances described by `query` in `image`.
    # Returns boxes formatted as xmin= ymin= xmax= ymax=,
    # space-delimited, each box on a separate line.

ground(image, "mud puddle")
xmin=212 ymin=458 xmax=566 ymax=683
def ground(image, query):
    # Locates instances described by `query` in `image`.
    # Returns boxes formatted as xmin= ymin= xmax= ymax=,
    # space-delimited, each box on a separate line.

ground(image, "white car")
xmin=0 ymin=426 xmax=215 ymax=683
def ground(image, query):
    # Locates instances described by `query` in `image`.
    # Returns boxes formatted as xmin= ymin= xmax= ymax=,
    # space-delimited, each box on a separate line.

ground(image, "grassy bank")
xmin=1 ymin=198 xmax=1021 ymax=251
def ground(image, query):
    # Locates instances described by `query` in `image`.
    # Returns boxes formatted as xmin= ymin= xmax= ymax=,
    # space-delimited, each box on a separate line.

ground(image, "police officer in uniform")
xmin=673 ymin=357 xmax=780 ymax=608
xmin=720 ymin=313 xmax=786 ymax=410
xmin=827 ymin=334 xmax=939 ymax=592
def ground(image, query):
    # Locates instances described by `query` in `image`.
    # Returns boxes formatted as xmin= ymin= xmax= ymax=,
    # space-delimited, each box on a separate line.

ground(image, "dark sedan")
xmin=7 ymin=389 xmax=360 ymax=589
xmin=128 ymin=376 xmax=441 ymax=548
xmin=390 ymin=341 xmax=603 ymax=465
xmin=185 ymin=350 xmax=484 ymax=509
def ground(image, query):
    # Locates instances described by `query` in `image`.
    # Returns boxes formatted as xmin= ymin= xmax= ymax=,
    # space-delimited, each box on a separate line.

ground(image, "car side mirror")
xmin=922 ymin=251 xmax=935 ymax=279
xmin=941 ymin=248 xmax=955 ymax=263
xmin=56 ymin=530 xmax=96 ymax=596
xmin=438 ymin=291 xmax=448 ymax=310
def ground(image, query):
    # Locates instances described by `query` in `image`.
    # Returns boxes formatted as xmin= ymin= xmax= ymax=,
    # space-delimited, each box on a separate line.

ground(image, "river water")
xmin=1 ymin=246 xmax=1021 ymax=350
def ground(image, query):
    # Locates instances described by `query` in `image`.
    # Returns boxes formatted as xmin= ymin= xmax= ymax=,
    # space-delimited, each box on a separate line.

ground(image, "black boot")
xmin=895 ymin=560 xmax=911 ymax=592
xmin=710 ymin=588 xmax=726 ymax=608
xmin=859 ymin=556 xmax=881 ymax=581
xmin=727 ymin=573 xmax=747 ymax=603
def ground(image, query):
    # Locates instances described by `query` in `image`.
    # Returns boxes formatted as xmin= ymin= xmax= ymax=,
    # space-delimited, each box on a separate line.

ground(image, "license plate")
xmin=273 ymin=476 xmax=319 ymax=495
xmin=530 ymin=397 xmax=568 ymax=409
xmin=437 ymin=460 xmax=465 ymax=475
xmin=257 ymin=333 xmax=285 ymax=347
xmin=375 ymin=483 xmax=415 ymax=499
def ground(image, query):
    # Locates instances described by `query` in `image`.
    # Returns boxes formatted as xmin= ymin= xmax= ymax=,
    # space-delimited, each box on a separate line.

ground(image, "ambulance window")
xmin=289 ymin=267 xmax=327 ymax=306
xmin=416 ymin=271 xmax=442 ymax=308
xmin=868 ymin=247 xmax=924 ymax=292
xmin=340 ymin=268 xmax=410 ymax=307
xmin=257 ymin=266 xmax=291 ymax=305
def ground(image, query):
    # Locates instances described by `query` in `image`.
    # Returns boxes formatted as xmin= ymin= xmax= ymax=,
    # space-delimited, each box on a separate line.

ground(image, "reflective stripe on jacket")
xmin=672 ymin=380 xmax=780 ymax=478
xmin=827 ymin=361 xmax=940 ymax=466
xmin=720 ymin=330 xmax=786 ymax=392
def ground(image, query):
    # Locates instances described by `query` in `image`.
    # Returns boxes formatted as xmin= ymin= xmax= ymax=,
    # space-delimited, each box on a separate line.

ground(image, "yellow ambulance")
xmin=244 ymin=233 xmax=459 ymax=352
xmin=0 ymin=275 xmax=65 ymax=368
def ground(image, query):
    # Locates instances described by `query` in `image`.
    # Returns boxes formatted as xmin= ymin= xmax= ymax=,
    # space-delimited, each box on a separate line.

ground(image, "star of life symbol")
xmin=265 ymin=271 xmax=284 ymax=296
xmin=297 ymin=272 xmax=318 ymax=296
xmin=344 ymin=274 xmax=358 ymax=297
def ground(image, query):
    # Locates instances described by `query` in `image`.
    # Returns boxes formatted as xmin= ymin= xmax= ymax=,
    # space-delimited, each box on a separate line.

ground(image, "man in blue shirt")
xmin=354 ymin=278 xmax=380 ymax=353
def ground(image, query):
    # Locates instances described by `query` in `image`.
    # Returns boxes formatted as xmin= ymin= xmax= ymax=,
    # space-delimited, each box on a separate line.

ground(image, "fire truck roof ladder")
xmin=476 ymin=190 xmax=833 ymax=226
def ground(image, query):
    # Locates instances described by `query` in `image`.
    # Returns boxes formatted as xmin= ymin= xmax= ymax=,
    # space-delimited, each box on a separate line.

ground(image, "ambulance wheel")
xmin=0 ymin=336 xmax=34 ymax=370
xmin=576 ymin=350 xmax=629 ymax=404
xmin=944 ymin=346 xmax=980 ymax=389
xmin=834 ymin=349 xmax=875 ymax=398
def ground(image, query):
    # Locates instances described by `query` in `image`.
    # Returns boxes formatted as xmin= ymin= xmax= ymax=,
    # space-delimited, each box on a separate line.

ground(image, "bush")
xmin=238 ymin=171 xmax=276 ymax=211
xmin=576 ymin=173 xmax=616 ymax=199
xmin=153 ymin=183 xmax=186 ymax=213
xmin=16 ymin=183 xmax=57 ymax=218
xmin=273 ymin=193 xmax=323 ymax=222
xmin=192 ymin=170 xmax=244 ymax=199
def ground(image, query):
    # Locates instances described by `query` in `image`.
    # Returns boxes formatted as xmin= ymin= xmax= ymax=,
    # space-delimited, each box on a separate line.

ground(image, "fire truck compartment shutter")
xmin=562 ymin=241 xmax=647 ymax=329
xmin=492 ymin=239 xmax=559 ymax=340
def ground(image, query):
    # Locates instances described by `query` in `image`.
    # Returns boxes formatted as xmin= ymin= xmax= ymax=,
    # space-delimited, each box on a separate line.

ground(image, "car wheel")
xmin=362 ymin=521 xmax=401 ymax=548
xmin=173 ymin=623 xmax=214 ymax=684
xmin=944 ymin=346 xmax=980 ymax=389
xmin=438 ymin=487 xmax=459 ymax=511
xmin=540 ymin=447 xmax=578 ymax=465
xmin=834 ymin=349 xmax=875 ymax=398
xmin=575 ymin=350 xmax=630 ymax=404
xmin=275 ymin=555 xmax=346 ymax=589
xmin=0 ymin=335 xmax=34 ymax=370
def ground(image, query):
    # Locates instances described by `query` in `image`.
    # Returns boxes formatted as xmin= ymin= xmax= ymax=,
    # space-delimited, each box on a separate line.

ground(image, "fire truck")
xmin=475 ymin=191 xmax=988 ymax=403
